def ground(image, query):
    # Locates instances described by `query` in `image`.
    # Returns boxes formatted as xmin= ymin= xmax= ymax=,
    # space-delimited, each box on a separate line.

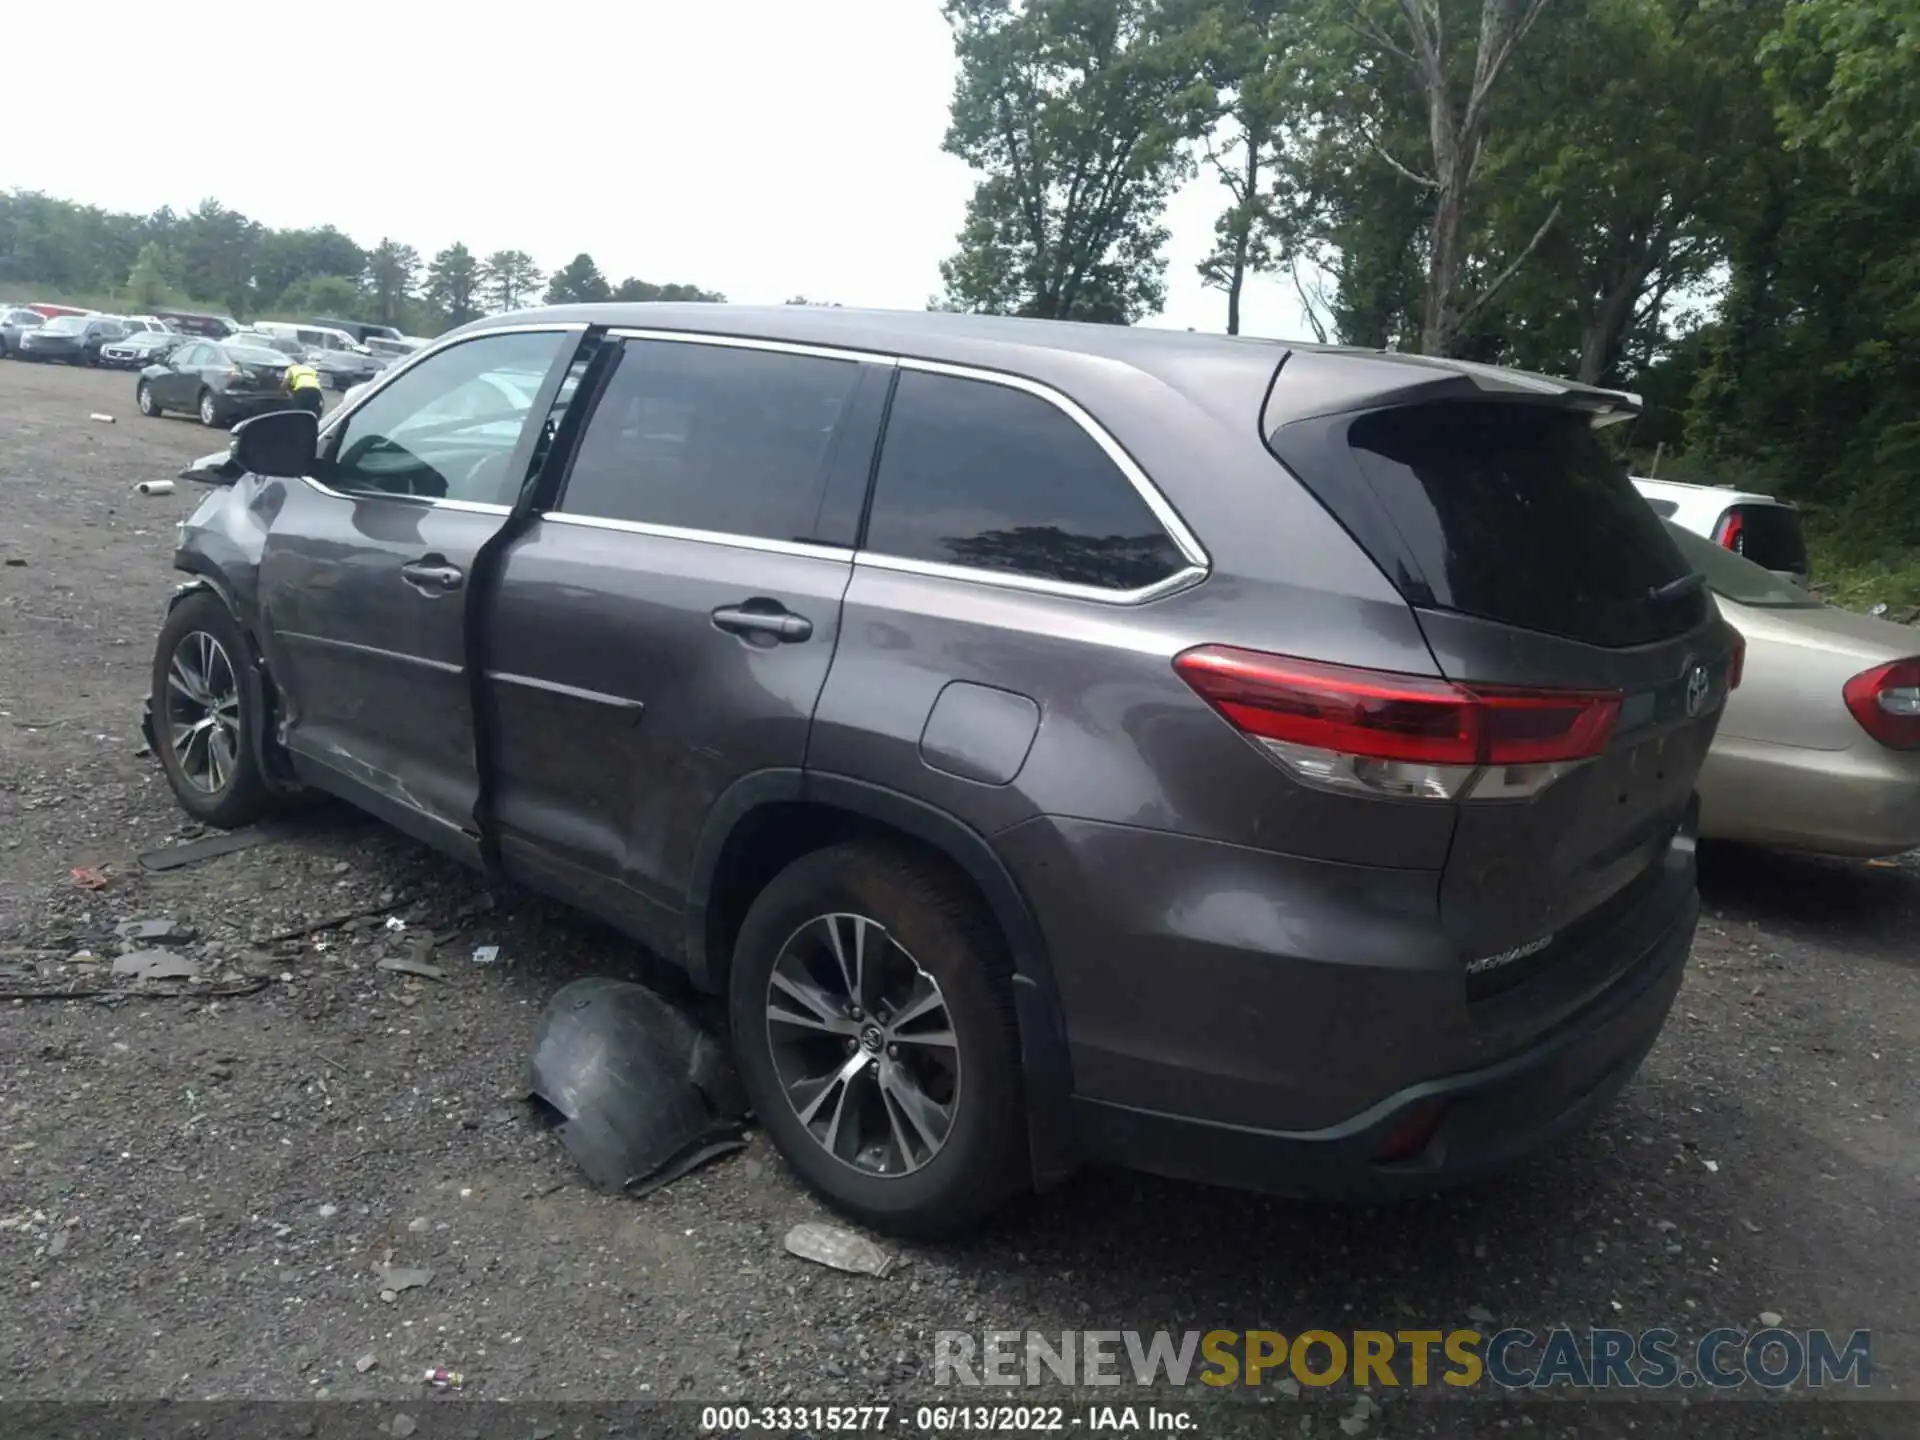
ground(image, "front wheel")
xmin=197 ymin=388 xmax=223 ymax=427
xmin=137 ymin=381 xmax=161 ymax=417
xmin=150 ymin=592 xmax=275 ymax=828
xmin=728 ymin=841 xmax=1027 ymax=1237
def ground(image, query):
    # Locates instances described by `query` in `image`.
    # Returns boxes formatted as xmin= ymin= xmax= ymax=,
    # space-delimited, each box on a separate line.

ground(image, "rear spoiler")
xmin=1264 ymin=347 xmax=1643 ymax=434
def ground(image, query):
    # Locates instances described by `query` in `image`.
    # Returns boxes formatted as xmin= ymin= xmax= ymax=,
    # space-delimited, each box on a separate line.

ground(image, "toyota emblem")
xmin=1684 ymin=663 xmax=1711 ymax=718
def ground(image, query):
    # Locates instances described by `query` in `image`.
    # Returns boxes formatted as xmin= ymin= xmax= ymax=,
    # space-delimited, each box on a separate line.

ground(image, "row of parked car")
xmin=138 ymin=305 xmax=1919 ymax=1235
xmin=0 ymin=303 xmax=425 ymax=389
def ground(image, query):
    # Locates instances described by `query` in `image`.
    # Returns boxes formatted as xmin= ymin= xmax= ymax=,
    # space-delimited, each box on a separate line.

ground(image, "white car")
xmin=1632 ymin=477 xmax=1809 ymax=587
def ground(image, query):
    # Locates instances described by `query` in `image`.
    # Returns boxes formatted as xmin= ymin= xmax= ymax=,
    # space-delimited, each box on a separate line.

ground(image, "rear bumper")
xmin=221 ymin=393 xmax=301 ymax=419
xmin=1073 ymin=897 xmax=1690 ymax=1198
xmin=1699 ymin=734 xmax=1920 ymax=857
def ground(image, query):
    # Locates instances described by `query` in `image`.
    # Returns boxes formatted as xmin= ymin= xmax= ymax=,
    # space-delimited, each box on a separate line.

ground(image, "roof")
xmin=456 ymin=303 xmax=1640 ymax=427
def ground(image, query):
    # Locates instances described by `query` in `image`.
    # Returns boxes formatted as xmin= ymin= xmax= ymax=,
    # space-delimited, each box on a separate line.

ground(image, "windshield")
xmin=45 ymin=316 xmax=88 ymax=334
xmin=7 ymin=310 xmax=44 ymax=327
xmin=1663 ymin=521 xmax=1821 ymax=608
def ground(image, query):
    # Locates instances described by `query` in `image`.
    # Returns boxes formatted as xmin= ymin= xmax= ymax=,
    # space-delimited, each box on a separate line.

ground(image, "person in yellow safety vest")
xmin=283 ymin=360 xmax=324 ymax=416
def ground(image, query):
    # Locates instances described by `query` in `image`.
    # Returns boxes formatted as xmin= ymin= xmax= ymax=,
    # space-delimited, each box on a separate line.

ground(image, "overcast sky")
xmin=3 ymin=1 xmax=1311 ymax=338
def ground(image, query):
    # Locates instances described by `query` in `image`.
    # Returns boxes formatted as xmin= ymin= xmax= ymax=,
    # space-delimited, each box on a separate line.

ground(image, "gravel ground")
xmin=0 ymin=358 xmax=1914 ymax=1439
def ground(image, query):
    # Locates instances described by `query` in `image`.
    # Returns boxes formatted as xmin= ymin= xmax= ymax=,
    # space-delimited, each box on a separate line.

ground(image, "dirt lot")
xmin=1 ymin=358 xmax=1915 ymax=1437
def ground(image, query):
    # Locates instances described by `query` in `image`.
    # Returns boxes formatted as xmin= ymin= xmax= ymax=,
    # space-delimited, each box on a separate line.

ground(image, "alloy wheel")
xmin=137 ymin=383 xmax=154 ymax=415
xmin=764 ymin=912 xmax=961 ymax=1177
xmin=164 ymin=631 xmax=241 ymax=794
xmin=199 ymin=391 xmax=217 ymax=426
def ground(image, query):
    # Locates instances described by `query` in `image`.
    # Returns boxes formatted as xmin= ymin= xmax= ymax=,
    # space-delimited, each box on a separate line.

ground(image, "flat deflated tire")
xmin=729 ymin=841 xmax=1027 ymax=1237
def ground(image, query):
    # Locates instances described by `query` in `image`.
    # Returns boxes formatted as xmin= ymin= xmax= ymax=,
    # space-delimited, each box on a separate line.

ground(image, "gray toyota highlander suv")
xmin=143 ymin=306 xmax=1738 ymax=1234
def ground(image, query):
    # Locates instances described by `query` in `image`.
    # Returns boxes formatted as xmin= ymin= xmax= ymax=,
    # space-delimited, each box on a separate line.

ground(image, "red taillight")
xmin=1173 ymin=646 xmax=1620 ymax=801
xmin=1843 ymin=659 xmax=1920 ymax=750
xmin=1714 ymin=508 xmax=1745 ymax=554
xmin=1728 ymin=632 xmax=1746 ymax=691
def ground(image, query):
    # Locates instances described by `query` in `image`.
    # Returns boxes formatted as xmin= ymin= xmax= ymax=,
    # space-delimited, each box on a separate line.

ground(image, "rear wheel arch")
xmin=686 ymin=770 xmax=1078 ymax=1188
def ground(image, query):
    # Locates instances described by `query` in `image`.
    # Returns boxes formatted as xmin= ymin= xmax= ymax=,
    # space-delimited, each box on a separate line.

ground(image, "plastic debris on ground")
xmin=111 ymin=950 xmax=201 ymax=980
xmin=377 ymin=956 xmax=445 ymax=982
xmin=527 ymin=977 xmax=748 ymax=1196
xmin=69 ymin=866 xmax=110 ymax=890
xmin=374 ymin=1264 xmax=433 ymax=1299
xmin=783 ymin=1221 xmax=895 ymax=1277
xmin=471 ymin=944 xmax=500 ymax=966
xmin=422 ymin=1367 xmax=463 ymax=1390
xmin=114 ymin=917 xmax=197 ymax=944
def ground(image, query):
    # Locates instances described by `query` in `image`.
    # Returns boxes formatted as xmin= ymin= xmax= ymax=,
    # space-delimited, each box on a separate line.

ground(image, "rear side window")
xmin=558 ymin=339 xmax=860 ymax=544
xmin=1342 ymin=402 xmax=1704 ymax=647
xmin=864 ymin=369 xmax=1187 ymax=592
xmin=1717 ymin=503 xmax=1807 ymax=575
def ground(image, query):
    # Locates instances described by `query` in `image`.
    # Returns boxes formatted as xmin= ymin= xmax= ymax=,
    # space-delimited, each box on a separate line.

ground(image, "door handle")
xmin=711 ymin=602 xmax=812 ymax=643
xmin=401 ymin=557 xmax=465 ymax=592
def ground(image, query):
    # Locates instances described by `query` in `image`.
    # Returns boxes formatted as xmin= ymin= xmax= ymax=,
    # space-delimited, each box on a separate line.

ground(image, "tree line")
xmin=0 ymin=192 xmax=723 ymax=336
xmin=935 ymin=0 xmax=1920 ymax=570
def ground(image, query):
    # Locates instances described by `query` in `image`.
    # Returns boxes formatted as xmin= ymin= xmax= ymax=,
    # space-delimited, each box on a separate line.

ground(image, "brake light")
xmin=1843 ymin=659 xmax=1920 ymax=750
xmin=1714 ymin=509 xmax=1745 ymax=554
xmin=1173 ymin=647 xmax=1620 ymax=802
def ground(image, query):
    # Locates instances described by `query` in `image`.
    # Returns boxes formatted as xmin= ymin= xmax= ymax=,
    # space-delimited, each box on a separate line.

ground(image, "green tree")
xmin=125 ymin=242 xmax=170 ymax=310
xmin=545 ymin=252 xmax=612 ymax=304
xmin=177 ymin=199 xmax=260 ymax=311
xmin=253 ymin=226 xmax=365 ymax=304
xmin=1338 ymin=0 xmax=1561 ymax=355
xmin=1764 ymin=0 xmax=1920 ymax=194
xmin=937 ymin=0 xmax=1208 ymax=322
xmin=425 ymin=242 xmax=483 ymax=327
xmin=1190 ymin=0 xmax=1302 ymax=334
xmin=366 ymin=239 xmax=422 ymax=326
xmin=609 ymin=278 xmax=725 ymax=302
xmin=481 ymin=249 xmax=543 ymax=311
xmin=277 ymin=273 xmax=365 ymax=320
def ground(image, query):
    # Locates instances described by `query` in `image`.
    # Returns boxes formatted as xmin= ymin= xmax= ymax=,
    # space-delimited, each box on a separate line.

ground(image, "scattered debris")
xmin=257 ymin=901 xmax=406 ymax=945
xmin=422 ymin=1367 xmax=463 ymax=1390
xmin=356 ymin=1353 xmax=378 ymax=1374
xmin=1465 ymin=1304 xmax=1495 ymax=1324
xmin=136 ymin=479 xmax=174 ymax=496
xmin=3 ymin=558 xmax=24 ymax=568
xmin=783 ymin=1221 xmax=894 ymax=1278
xmin=375 ymin=1264 xmax=434 ymax=1296
xmin=1338 ymin=1393 xmax=1379 ymax=1435
xmin=1869 ymin=602 xmax=1889 ymax=617
xmin=1759 ymin=1310 xmax=1784 ymax=1327
xmin=384 ymin=916 xmax=408 ymax=932
xmin=114 ymin=917 xmax=197 ymax=945
xmin=69 ymin=866 xmax=110 ymax=891
xmin=318 ymin=1204 xmax=339 ymax=1219
xmin=1703 ymin=1158 xmax=1720 ymax=1173
xmin=471 ymin=944 xmax=500 ymax=966
xmin=47 ymin=1229 xmax=70 ymax=1257
xmin=139 ymin=822 xmax=298 ymax=872
xmin=408 ymin=1217 xmax=430 ymax=1234
xmin=90 ymin=413 xmax=116 ymax=424
xmin=377 ymin=956 xmax=445 ymax=982
xmin=111 ymin=949 xmax=201 ymax=981
xmin=388 ymin=1415 xmax=417 ymax=1439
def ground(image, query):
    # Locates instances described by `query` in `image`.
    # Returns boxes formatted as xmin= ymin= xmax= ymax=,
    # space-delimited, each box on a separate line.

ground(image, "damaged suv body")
xmin=144 ymin=306 xmax=1737 ymax=1234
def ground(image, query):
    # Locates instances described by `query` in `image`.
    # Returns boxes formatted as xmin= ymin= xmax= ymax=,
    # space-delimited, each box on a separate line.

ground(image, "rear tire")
xmin=137 ymin=381 xmax=161 ymax=418
xmin=198 ymin=388 xmax=223 ymax=427
xmin=728 ymin=840 xmax=1027 ymax=1237
xmin=150 ymin=592 xmax=275 ymax=829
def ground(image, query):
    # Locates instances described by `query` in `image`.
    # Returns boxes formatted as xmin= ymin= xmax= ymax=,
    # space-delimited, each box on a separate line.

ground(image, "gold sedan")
xmin=1670 ymin=523 xmax=1920 ymax=856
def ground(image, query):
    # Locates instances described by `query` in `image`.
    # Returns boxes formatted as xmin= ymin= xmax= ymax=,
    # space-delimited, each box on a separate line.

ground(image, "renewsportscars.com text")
xmin=933 ymin=1326 xmax=1872 ymax=1391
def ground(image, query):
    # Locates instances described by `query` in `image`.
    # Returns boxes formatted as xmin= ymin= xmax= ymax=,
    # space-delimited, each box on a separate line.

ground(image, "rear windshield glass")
xmin=1665 ymin=521 xmax=1819 ymax=608
xmin=45 ymin=316 xmax=87 ymax=334
xmin=1719 ymin=503 xmax=1807 ymax=574
xmin=1343 ymin=402 xmax=1705 ymax=647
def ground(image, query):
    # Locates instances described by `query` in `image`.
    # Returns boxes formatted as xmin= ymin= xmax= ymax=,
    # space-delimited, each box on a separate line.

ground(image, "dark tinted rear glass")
xmin=1720 ymin=503 xmax=1807 ymax=574
xmin=865 ymin=370 xmax=1187 ymax=592
xmin=1344 ymin=402 xmax=1704 ymax=647
xmin=558 ymin=339 xmax=859 ymax=543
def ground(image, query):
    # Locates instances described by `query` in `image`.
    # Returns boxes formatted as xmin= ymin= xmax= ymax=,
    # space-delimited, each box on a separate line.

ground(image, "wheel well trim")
xmin=685 ymin=769 xmax=1078 ymax=1187
xmin=163 ymin=564 xmax=302 ymax=798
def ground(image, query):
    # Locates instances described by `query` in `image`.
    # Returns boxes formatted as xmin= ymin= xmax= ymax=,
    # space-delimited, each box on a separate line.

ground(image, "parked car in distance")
xmin=0 ymin=306 xmax=45 ymax=356
xmin=17 ymin=314 xmax=127 ymax=364
xmin=364 ymin=334 xmax=423 ymax=362
xmin=232 ymin=330 xmax=315 ymax=361
xmin=312 ymin=317 xmax=403 ymax=346
xmin=1634 ymin=477 xmax=1809 ymax=587
xmin=152 ymin=309 xmax=239 ymax=339
xmin=100 ymin=329 xmax=187 ymax=369
xmin=136 ymin=338 xmax=295 ymax=426
xmin=121 ymin=315 xmax=177 ymax=335
xmin=1667 ymin=522 xmax=1920 ymax=857
xmin=141 ymin=306 xmax=1737 ymax=1234
xmin=25 ymin=302 xmax=91 ymax=320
